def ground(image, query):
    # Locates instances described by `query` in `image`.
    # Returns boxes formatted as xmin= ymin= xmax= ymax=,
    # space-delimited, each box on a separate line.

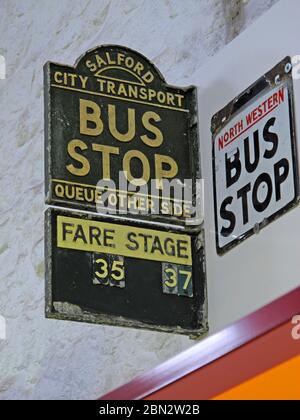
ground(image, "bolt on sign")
xmin=44 ymin=45 xmax=207 ymax=337
xmin=212 ymin=57 xmax=299 ymax=255
xmin=45 ymin=208 xmax=207 ymax=336
xmin=44 ymin=45 xmax=201 ymax=230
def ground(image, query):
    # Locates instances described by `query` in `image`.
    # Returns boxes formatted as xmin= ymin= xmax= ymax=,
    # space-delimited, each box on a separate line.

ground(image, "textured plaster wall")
xmin=0 ymin=0 xmax=279 ymax=400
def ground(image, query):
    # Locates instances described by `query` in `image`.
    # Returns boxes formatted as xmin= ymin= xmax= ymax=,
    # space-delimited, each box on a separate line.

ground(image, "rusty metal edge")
xmin=211 ymin=56 xmax=300 ymax=256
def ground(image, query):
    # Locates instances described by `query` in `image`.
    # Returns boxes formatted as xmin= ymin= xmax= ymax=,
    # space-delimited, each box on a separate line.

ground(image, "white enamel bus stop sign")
xmin=212 ymin=58 xmax=298 ymax=254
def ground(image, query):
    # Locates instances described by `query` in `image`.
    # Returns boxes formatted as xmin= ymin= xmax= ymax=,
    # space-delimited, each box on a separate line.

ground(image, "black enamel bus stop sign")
xmin=44 ymin=45 xmax=200 ymax=230
xmin=44 ymin=46 xmax=207 ymax=337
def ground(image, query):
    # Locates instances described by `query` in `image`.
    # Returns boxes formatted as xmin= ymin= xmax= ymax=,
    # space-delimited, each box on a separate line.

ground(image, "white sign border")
xmin=211 ymin=57 xmax=299 ymax=255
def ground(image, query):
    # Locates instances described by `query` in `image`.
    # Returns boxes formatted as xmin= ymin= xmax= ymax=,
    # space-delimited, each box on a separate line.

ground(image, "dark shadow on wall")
xmin=222 ymin=0 xmax=280 ymax=44
xmin=222 ymin=0 xmax=245 ymax=43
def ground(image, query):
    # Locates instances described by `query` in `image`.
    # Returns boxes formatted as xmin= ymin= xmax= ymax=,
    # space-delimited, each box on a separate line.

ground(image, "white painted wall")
xmin=197 ymin=0 xmax=300 ymax=333
xmin=0 ymin=0 xmax=278 ymax=400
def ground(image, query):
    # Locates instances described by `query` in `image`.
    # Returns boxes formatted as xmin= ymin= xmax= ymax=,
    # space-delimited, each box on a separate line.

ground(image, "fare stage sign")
xmin=45 ymin=208 xmax=207 ymax=337
xmin=44 ymin=46 xmax=207 ymax=337
xmin=212 ymin=57 xmax=299 ymax=254
xmin=44 ymin=45 xmax=200 ymax=230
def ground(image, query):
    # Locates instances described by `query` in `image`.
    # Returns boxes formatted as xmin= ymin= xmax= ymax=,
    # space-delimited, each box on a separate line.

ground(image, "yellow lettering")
xmin=142 ymin=70 xmax=154 ymax=84
xmin=79 ymin=99 xmax=104 ymax=137
xmin=108 ymin=104 xmax=135 ymax=142
xmin=91 ymin=144 xmax=119 ymax=180
xmin=66 ymin=139 xmax=90 ymax=176
xmin=155 ymin=154 xmax=178 ymax=189
xmin=123 ymin=150 xmax=150 ymax=186
xmin=141 ymin=111 xmax=163 ymax=147
xmin=54 ymin=71 xmax=63 ymax=84
xmin=85 ymin=60 xmax=97 ymax=72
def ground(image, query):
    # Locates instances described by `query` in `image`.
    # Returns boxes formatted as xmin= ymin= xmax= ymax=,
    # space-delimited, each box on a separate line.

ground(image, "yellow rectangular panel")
xmin=57 ymin=215 xmax=192 ymax=266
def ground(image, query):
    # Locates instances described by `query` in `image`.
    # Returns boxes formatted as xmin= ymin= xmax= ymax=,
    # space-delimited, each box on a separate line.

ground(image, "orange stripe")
xmin=146 ymin=321 xmax=300 ymax=400
xmin=99 ymin=287 xmax=300 ymax=400
xmin=214 ymin=354 xmax=300 ymax=400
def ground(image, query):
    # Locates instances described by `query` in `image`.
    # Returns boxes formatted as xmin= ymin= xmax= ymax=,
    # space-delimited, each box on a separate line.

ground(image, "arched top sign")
xmin=44 ymin=45 xmax=201 ymax=231
xmin=75 ymin=45 xmax=166 ymax=87
xmin=44 ymin=46 xmax=206 ymax=337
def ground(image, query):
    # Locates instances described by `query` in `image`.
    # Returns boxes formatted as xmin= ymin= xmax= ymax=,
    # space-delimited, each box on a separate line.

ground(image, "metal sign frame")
xmin=211 ymin=56 xmax=299 ymax=255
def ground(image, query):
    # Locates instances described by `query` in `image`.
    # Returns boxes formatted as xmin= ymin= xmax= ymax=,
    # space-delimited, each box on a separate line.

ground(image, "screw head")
xmin=285 ymin=62 xmax=292 ymax=74
xmin=275 ymin=74 xmax=281 ymax=85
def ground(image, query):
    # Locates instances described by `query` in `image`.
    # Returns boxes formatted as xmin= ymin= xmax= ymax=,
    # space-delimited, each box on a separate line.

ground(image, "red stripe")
xmin=146 ymin=321 xmax=300 ymax=400
xmin=99 ymin=286 xmax=300 ymax=400
xmin=219 ymin=104 xmax=279 ymax=150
